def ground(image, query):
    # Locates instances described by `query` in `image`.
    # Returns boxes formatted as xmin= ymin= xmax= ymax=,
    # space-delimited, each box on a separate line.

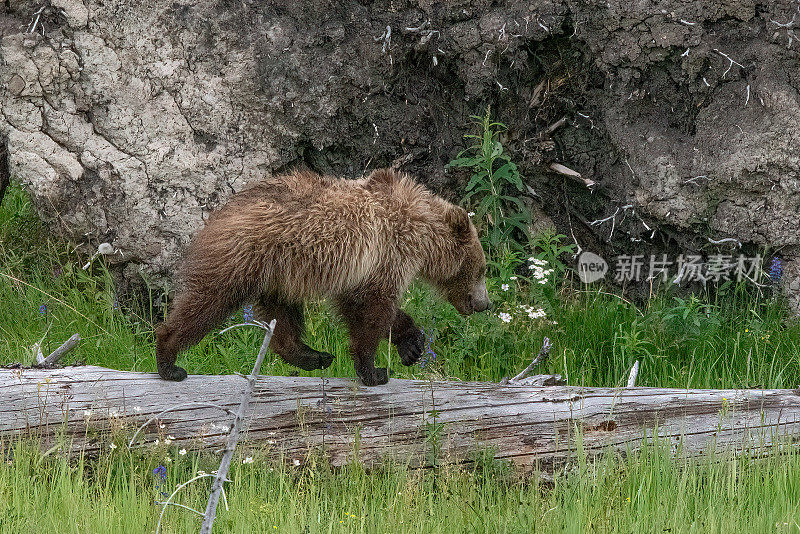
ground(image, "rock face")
xmin=0 ymin=0 xmax=798 ymax=310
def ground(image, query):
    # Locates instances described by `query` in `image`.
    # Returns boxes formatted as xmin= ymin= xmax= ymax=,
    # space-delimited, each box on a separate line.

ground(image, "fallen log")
xmin=2 ymin=366 xmax=799 ymax=470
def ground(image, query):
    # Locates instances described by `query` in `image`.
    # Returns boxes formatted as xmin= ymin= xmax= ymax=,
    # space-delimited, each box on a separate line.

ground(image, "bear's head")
xmin=434 ymin=206 xmax=491 ymax=315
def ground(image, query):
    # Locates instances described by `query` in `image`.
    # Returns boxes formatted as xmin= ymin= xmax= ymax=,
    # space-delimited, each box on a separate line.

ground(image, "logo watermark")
xmin=576 ymin=253 xmax=770 ymax=285
xmin=577 ymin=251 xmax=609 ymax=283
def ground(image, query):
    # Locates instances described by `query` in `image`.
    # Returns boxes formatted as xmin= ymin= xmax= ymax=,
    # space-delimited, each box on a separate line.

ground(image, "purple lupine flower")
xmin=153 ymin=464 xmax=169 ymax=501
xmin=419 ymin=328 xmax=437 ymax=369
xmin=38 ymin=304 xmax=47 ymax=316
xmin=153 ymin=465 xmax=167 ymax=480
xmin=769 ymin=257 xmax=784 ymax=285
xmin=243 ymin=304 xmax=254 ymax=323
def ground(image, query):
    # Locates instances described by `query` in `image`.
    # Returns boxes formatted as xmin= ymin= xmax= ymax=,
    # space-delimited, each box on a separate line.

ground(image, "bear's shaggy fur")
xmin=156 ymin=168 xmax=490 ymax=385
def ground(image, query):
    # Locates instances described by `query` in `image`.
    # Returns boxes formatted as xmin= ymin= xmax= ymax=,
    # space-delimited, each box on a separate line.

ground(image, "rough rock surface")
xmin=0 ymin=0 xmax=798 ymax=310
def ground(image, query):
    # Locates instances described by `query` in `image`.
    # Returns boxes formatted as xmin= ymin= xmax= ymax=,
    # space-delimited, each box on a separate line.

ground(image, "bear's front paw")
xmin=317 ymin=350 xmax=335 ymax=369
xmin=358 ymin=366 xmax=389 ymax=386
xmin=158 ymin=364 xmax=188 ymax=381
xmin=398 ymin=328 xmax=425 ymax=366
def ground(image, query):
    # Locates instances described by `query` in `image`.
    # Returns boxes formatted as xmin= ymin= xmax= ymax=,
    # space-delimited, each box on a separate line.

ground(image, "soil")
xmin=1 ymin=0 xmax=798 ymax=311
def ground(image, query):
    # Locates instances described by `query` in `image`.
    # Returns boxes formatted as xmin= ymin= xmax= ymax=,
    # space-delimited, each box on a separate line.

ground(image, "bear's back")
xmin=190 ymin=169 xmax=430 ymax=301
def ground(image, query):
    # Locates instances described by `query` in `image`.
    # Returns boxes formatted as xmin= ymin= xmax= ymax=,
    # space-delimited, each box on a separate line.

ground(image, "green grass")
xmin=2 ymin=440 xmax=800 ymax=533
xmin=2 ymin=182 xmax=798 ymax=390
xmin=2 ymin=182 xmax=800 ymax=532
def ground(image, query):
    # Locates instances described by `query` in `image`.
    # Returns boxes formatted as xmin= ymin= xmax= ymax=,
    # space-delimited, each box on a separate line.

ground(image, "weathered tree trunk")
xmin=2 ymin=366 xmax=799 ymax=470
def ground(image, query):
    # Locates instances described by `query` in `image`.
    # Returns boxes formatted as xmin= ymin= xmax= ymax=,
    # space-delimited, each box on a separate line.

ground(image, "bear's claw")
xmin=398 ymin=328 xmax=425 ymax=366
xmin=158 ymin=364 xmax=188 ymax=382
xmin=316 ymin=350 xmax=336 ymax=369
xmin=358 ymin=366 xmax=389 ymax=386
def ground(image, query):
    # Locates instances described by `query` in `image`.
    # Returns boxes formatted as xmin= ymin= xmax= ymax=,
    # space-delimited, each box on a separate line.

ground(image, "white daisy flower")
xmin=243 ymin=457 xmax=254 ymax=464
xmin=498 ymin=312 xmax=512 ymax=323
xmin=179 ymin=449 xmax=187 ymax=456
xmin=501 ymin=284 xmax=509 ymax=291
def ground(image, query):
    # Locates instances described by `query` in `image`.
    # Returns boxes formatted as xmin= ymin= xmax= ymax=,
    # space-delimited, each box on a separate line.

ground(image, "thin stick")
xmin=38 ymin=334 xmax=80 ymax=366
xmin=548 ymin=162 xmax=596 ymax=188
xmin=510 ymin=337 xmax=551 ymax=382
xmin=200 ymin=319 xmax=276 ymax=534
xmin=217 ymin=320 xmax=270 ymax=335
xmin=627 ymin=361 xmax=640 ymax=388
xmin=156 ymin=474 xmax=230 ymax=534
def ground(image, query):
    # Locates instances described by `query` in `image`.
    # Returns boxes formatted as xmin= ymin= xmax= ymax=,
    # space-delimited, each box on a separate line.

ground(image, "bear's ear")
xmin=365 ymin=168 xmax=399 ymax=189
xmin=445 ymin=206 xmax=471 ymax=241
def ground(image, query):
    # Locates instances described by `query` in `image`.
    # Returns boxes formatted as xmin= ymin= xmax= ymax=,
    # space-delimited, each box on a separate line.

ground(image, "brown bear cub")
xmin=156 ymin=168 xmax=491 ymax=386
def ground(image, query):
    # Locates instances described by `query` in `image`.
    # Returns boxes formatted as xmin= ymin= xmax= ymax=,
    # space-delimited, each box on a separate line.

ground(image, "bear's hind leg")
xmin=156 ymin=289 xmax=240 ymax=381
xmin=335 ymin=293 xmax=393 ymax=386
xmin=390 ymin=310 xmax=425 ymax=366
xmin=254 ymin=298 xmax=335 ymax=371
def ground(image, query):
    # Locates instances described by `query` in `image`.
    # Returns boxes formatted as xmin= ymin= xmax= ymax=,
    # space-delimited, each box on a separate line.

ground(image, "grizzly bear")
xmin=155 ymin=168 xmax=490 ymax=386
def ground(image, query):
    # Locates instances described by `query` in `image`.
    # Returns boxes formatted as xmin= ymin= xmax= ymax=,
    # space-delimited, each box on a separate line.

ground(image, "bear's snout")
xmin=467 ymin=280 xmax=491 ymax=313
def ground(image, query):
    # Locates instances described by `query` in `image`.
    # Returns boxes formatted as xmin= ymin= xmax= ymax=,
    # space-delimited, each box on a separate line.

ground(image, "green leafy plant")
xmin=447 ymin=107 xmax=530 ymax=261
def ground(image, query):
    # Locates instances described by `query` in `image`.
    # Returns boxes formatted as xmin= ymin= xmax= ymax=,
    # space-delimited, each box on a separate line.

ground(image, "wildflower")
xmin=419 ymin=328 xmax=438 ymax=369
xmin=154 ymin=439 xmax=160 ymax=446
xmin=498 ymin=312 xmax=512 ymax=323
xmin=243 ymin=304 xmax=254 ymax=323
xmin=164 ymin=456 xmax=172 ymax=463
xmin=109 ymin=443 xmax=117 ymax=450
xmin=153 ymin=465 xmax=167 ymax=480
xmin=243 ymin=456 xmax=254 ymax=464
xmin=159 ymin=422 xmax=165 ymax=429
xmin=197 ymin=470 xmax=207 ymax=476
xmin=467 ymin=211 xmax=475 ymax=217
xmin=293 ymin=459 xmax=300 ymax=466
xmin=769 ymin=257 xmax=784 ymax=284
xmin=509 ymin=276 xmax=517 ymax=280
xmin=501 ymin=284 xmax=509 ymax=291
xmin=38 ymin=304 xmax=47 ymax=316
xmin=164 ymin=438 xmax=172 ymax=445
xmin=179 ymin=449 xmax=187 ymax=456
xmin=268 ymin=440 xmax=276 ymax=445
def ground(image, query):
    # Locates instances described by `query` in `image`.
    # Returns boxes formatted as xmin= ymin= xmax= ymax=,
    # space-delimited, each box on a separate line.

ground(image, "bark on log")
xmin=2 ymin=366 xmax=800 ymax=470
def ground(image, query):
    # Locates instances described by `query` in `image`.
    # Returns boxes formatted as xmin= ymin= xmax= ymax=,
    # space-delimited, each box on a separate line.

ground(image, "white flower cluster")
xmin=519 ymin=304 xmax=547 ymax=320
xmin=497 ymin=304 xmax=547 ymax=323
xmin=528 ymin=257 xmax=554 ymax=284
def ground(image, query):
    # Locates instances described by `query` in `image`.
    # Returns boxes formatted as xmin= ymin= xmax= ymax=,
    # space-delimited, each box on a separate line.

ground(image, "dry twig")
xmin=200 ymin=319 xmax=276 ymax=534
xmin=36 ymin=334 xmax=80 ymax=367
